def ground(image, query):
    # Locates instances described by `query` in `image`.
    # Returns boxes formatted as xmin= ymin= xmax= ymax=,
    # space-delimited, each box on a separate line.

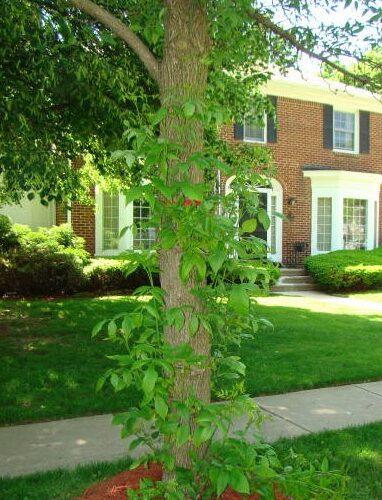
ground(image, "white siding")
xmin=0 ymin=198 xmax=55 ymax=229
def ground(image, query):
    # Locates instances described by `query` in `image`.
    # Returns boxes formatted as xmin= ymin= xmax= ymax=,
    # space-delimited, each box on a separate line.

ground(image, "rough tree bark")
xmin=158 ymin=0 xmax=212 ymax=469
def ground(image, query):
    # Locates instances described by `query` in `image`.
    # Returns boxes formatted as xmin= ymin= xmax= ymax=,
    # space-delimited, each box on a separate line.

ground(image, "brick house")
xmin=2 ymin=74 xmax=382 ymax=266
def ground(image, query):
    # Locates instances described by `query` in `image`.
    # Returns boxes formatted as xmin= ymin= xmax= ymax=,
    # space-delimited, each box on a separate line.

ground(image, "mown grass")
xmin=0 ymin=458 xmax=131 ymax=500
xmin=0 ymin=297 xmax=139 ymax=425
xmin=1 ymin=422 xmax=382 ymax=499
xmin=1 ymin=294 xmax=382 ymax=425
xmin=274 ymin=421 xmax=382 ymax=500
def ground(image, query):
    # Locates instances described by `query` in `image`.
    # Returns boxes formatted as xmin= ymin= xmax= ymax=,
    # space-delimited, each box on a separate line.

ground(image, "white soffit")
xmin=264 ymin=75 xmax=382 ymax=114
xmin=303 ymin=169 xmax=382 ymax=189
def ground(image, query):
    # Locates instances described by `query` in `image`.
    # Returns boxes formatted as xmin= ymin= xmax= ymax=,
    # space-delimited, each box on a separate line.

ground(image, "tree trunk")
xmin=158 ymin=0 xmax=211 ymax=469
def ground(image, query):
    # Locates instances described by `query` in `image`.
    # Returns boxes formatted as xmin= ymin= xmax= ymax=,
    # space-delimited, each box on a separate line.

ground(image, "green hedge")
xmin=0 ymin=216 xmax=278 ymax=296
xmin=305 ymin=247 xmax=382 ymax=291
xmin=84 ymin=256 xmax=160 ymax=292
xmin=0 ymin=219 xmax=89 ymax=295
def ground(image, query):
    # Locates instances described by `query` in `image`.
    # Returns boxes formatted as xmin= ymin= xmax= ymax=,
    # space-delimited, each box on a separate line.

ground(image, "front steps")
xmin=272 ymin=268 xmax=318 ymax=292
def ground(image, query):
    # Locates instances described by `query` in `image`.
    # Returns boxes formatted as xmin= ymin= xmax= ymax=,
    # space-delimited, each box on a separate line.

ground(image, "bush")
xmin=226 ymin=259 xmax=280 ymax=292
xmin=0 ymin=223 xmax=90 ymax=295
xmin=84 ymin=255 xmax=160 ymax=292
xmin=305 ymin=247 xmax=382 ymax=291
xmin=0 ymin=215 xmax=19 ymax=251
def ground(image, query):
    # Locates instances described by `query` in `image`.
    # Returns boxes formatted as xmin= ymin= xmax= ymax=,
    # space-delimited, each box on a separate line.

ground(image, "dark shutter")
xmin=233 ymin=122 xmax=244 ymax=140
xmin=359 ymin=111 xmax=370 ymax=154
xmin=267 ymin=95 xmax=277 ymax=143
xmin=323 ymin=104 xmax=333 ymax=149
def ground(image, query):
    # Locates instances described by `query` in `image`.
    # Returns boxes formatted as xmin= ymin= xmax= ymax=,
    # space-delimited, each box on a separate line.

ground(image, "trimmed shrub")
xmin=0 ymin=215 xmax=19 ymax=251
xmin=84 ymin=255 xmax=160 ymax=292
xmin=0 ymin=223 xmax=90 ymax=295
xmin=305 ymin=247 xmax=382 ymax=291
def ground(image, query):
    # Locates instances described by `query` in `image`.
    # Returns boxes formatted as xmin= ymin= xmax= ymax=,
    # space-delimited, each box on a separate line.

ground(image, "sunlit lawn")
xmin=242 ymin=295 xmax=382 ymax=395
xmin=1 ymin=422 xmax=382 ymax=499
xmin=1 ymin=294 xmax=382 ymax=425
xmin=346 ymin=290 xmax=382 ymax=304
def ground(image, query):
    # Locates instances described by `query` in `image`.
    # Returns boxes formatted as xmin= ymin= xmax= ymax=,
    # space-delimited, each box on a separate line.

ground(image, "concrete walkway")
xmin=277 ymin=289 xmax=382 ymax=313
xmin=2 ymin=380 xmax=382 ymax=478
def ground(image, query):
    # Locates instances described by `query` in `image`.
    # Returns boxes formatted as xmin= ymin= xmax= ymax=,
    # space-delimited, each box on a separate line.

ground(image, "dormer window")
xmin=333 ymin=111 xmax=356 ymax=152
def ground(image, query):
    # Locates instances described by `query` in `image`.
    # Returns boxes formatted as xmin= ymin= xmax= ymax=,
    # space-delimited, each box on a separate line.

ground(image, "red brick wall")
xmin=221 ymin=97 xmax=382 ymax=265
xmin=66 ymin=97 xmax=382 ymax=263
xmin=71 ymin=201 xmax=96 ymax=254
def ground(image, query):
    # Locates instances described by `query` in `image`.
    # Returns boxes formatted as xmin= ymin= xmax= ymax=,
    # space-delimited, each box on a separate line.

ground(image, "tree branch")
xmin=249 ymin=9 xmax=372 ymax=89
xmin=70 ymin=0 xmax=160 ymax=83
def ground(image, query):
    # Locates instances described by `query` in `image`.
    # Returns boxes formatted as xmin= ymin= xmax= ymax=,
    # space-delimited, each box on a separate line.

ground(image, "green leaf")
xmin=242 ymin=218 xmax=257 ymax=233
xmin=208 ymin=247 xmax=225 ymax=275
xmin=194 ymin=424 xmax=214 ymax=446
xmin=108 ymin=320 xmax=117 ymax=338
xmin=189 ymin=315 xmax=199 ymax=336
xmin=229 ymin=285 xmax=249 ymax=315
xmin=176 ymin=424 xmax=190 ymax=447
xmin=152 ymin=107 xmax=167 ymax=125
xmin=95 ymin=376 xmax=105 ymax=392
xmin=124 ymin=186 xmax=145 ymax=205
xmin=155 ymin=396 xmax=168 ymax=419
xmin=142 ymin=366 xmax=158 ymax=395
xmin=258 ymin=208 xmax=270 ymax=230
xmin=91 ymin=319 xmax=107 ymax=338
xmin=229 ymin=470 xmax=250 ymax=495
xmin=216 ymin=470 xmax=230 ymax=497
xmin=183 ymin=101 xmax=196 ymax=118
xmin=181 ymin=183 xmax=204 ymax=201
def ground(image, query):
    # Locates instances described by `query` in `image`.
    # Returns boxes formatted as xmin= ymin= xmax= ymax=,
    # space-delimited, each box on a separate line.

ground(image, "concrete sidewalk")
xmin=276 ymin=289 xmax=382 ymax=313
xmin=2 ymin=380 xmax=382 ymax=478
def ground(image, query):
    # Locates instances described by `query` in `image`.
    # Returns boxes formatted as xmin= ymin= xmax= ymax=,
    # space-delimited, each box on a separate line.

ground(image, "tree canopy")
xmin=1 ymin=0 xmax=381 ymax=204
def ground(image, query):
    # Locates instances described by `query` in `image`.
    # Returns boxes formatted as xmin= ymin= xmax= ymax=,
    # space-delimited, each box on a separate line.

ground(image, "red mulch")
xmin=75 ymin=464 xmax=289 ymax=499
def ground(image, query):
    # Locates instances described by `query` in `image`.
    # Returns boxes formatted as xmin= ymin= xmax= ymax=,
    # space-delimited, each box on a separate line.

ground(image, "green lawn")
xmin=243 ymin=295 xmax=382 ymax=395
xmin=1 ymin=294 xmax=382 ymax=425
xmin=273 ymin=421 xmax=382 ymax=500
xmin=0 ymin=458 xmax=131 ymax=500
xmin=1 ymin=422 xmax=382 ymax=499
xmin=0 ymin=297 xmax=140 ymax=425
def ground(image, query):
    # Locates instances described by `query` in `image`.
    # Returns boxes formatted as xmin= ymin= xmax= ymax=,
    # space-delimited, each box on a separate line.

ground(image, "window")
xmin=333 ymin=111 xmax=356 ymax=152
xmin=343 ymin=198 xmax=367 ymax=250
xmin=133 ymin=200 xmax=156 ymax=250
xmin=244 ymin=116 xmax=266 ymax=143
xmin=102 ymin=192 xmax=119 ymax=251
xmin=317 ymin=198 xmax=332 ymax=252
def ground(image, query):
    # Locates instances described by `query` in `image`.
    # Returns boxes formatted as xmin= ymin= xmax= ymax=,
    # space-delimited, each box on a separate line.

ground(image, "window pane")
xmin=244 ymin=117 xmax=265 ymax=142
xmin=343 ymin=198 xmax=367 ymax=250
xmin=333 ymin=111 xmax=355 ymax=151
xmin=103 ymin=192 xmax=119 ymax=251
xmin=317 ymin=197 xmax=332 ymax=251
xmin=133 ymin=199 xmax=156 ymax=250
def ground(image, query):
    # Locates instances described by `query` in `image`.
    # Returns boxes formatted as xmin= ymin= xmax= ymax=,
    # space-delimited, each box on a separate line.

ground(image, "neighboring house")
xmin=5 ymin=73 xmax=382 ymax=266
xmin=0 ymin=196 xmax=55 ymax=229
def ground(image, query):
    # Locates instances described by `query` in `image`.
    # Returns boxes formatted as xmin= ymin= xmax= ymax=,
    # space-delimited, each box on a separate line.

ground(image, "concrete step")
xmin=280 ymin=268 xmax=308 ymax=277
xmin=272 ymin=283 xmax=318 ymax=292
xmin=279 ymin=275 xmax=314 ymax=284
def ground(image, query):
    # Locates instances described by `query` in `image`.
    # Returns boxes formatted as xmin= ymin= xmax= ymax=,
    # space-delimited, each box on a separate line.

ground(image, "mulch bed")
xmin=75 ymin=463 xmax=288 ymax=499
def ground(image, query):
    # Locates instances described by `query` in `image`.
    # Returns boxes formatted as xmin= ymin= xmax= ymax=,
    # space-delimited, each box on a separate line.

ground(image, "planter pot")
xmin=76 ymin=463 xmax=289 ymax=500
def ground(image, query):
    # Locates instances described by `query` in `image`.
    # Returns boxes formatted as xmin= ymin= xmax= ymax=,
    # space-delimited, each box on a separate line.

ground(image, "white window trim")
xmin=225 ymin=176 xmax=283 ymax=262
xmin=95 ymin=187 xmax=133 ymax=256
xmin=333 ymin=108 xmax=359 ymax=155
xmin=243 ymin=114 xmax=267 ymax=144
xmin=304 ymin=170 xmax=382 ymax=255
